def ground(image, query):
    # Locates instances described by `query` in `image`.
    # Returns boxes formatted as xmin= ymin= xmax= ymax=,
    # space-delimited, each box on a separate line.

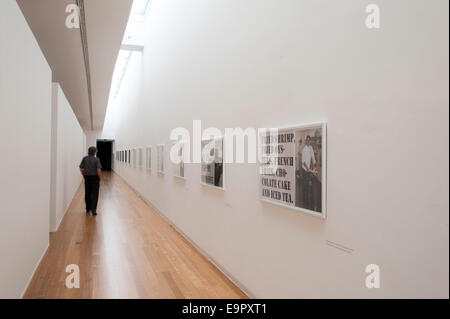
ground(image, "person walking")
xmin=79 ymin=146 xmax=102 ymax=216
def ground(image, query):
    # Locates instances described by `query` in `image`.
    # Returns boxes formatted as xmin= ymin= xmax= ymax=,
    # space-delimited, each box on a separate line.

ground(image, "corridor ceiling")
xmin=17 ymin=0 xmax=133 ymax=131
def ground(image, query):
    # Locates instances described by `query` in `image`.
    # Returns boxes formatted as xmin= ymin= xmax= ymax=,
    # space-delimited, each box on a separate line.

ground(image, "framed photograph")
xmin=201 ymin=137 xmax=224 ymax=189
xmin=146 ymin=146 xmax=152 ymax=170
xmin=132 ymin=149 xmax=137 ymax=167
xmin=259 ymin=122 xmax=326 ymax=218
xmin=138 ymin=148 xmax=143 ymax=168
xmin=156 ymin=144 xmax=165 ymax=173
xmin=172 ymin=141 xmax=185 ymax=179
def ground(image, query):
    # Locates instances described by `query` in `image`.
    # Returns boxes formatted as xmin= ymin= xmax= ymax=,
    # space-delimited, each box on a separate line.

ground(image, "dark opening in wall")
xmin=96 ymin=140 xmax=114 ymax=171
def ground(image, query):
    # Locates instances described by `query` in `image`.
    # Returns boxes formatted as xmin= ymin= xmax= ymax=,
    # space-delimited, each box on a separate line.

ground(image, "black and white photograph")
xmin=146 ymin=146 xmax=152 ymax=170
xmin=201 ymin=137 xmax=223 ymax=188
xmin=294 ymin=125 xmax=324 ymax=214
xmin=172 ymin=142 xmax=185 ymax=178
xmin=156 ymin=144 xmax=164 ymax=173
xmin=137 ymin=148 xmax=143 ymax=168
xmin=132 ymin=149 xmax=137 ymax=167
xmin=260 ymin=123 xmax=326 ymax=217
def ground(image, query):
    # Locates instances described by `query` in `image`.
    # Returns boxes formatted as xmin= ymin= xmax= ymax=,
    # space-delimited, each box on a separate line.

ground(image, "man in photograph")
xmin=302 ymin=135 xmax=316 ymax=173
xmin=301 ymin=135 xmax=316 ymax=211
xmin=214 ymin=141 xmax=223 ymax=187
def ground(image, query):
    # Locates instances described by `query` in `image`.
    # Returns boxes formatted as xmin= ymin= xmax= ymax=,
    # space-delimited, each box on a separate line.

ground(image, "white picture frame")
xmin=138 ymin=147 xmax=143 ymax=168
xmin=259 ymin=122 xmax=327 ymax=218
xmin=200 ymin=136 xmax=224 ymax=190
xmin=146 ymin=146 xmax=152 ymax=170
xmin=156 ymin=144 xmax=165 ymax=174
xmin=172 ymin=141 xmax=186 ymax=179
xmin=132 ymin=148 xmax=137 ymax=167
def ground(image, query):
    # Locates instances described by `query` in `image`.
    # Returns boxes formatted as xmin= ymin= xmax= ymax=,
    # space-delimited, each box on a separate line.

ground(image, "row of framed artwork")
xmin=116 ymin=139 xmax=224 ymax=189
xmin=116 ymin=122 xmax=327 ymax=218
xmin=115 ymin=144 xmax=190 ymax=180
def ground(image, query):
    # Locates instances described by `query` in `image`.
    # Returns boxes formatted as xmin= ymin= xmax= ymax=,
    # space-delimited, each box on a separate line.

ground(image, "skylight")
xmin=109 ymin=50 xmax=132 ymax=101
xmin=131 ymin=0 xmax=150 ymax=19
xmin=108 ymin=0 xmax=150 ymax=103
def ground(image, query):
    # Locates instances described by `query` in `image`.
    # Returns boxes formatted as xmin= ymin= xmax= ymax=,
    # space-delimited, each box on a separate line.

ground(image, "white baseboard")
xmin=20 ymin=242 xmax=49 ymax=299
xmin=115 ymin=172 xmax=255 ymax=299
xmin=142 ymin=196 xmax=255 ymax=299
xmin=51 ymin=214 xmax=63 ymax=233
xmin=51 ymin=181 xmax=83 ymax=232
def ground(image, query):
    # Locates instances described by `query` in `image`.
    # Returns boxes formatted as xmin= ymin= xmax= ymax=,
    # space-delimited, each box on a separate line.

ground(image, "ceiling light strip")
xmin=76 ymin=0 xmax=94 ymax=130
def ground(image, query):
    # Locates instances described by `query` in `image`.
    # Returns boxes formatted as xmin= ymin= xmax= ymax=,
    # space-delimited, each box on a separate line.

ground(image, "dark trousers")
xmin=302 ymin=171 xmax=314 ymax=211
xmin=84 ymin=175 xmax=100 ymax=212
xmin=296 ymin=170 xmax=322 ymax=213
xmin=214 ymin=163 xmax=223 ymax=187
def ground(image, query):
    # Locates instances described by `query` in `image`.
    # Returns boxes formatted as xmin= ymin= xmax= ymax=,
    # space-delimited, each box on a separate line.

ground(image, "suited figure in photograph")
xmin=295 ymin=134 xmax=322 ymax=212
xmin=301 ymin=135 xmax=316 ymax=210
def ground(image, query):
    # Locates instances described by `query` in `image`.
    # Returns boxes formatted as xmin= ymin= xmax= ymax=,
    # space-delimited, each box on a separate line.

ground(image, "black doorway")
xmin=96 ymin=140 xmax=114 ymax=171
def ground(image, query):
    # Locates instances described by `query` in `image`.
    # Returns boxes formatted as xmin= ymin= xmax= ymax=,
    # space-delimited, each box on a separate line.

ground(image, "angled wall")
xmin=50 ymin=83 xmax=86 ymax=232
xmin=0 ymin=0 xmax=52 ymax=298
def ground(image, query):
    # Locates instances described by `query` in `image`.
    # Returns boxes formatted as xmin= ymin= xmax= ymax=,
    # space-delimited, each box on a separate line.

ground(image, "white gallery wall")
xmin=102 ymin=0 xmax=449 ymax=298
xmin=50 ymin=83 xmax=86 ymax=232
xmin=0 ymin=1 xmax=52 ymax=298
xmin=86 ymin=130 xmax=103 ymax=149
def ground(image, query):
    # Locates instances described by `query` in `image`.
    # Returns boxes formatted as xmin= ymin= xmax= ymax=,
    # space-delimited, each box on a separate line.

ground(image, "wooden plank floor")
xmin=24 ymin=172 xmax=246 ymax=299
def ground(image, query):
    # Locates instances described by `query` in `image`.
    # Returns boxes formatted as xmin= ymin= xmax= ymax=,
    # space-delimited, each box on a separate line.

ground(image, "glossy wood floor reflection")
xmin=24 ymin=172 xmax=246 ymax=299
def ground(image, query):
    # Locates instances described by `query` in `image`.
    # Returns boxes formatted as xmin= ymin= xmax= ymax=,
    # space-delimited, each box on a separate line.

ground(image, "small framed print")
xmin=156 ymin=144 xmax=165 ymax=173
xmin=172 ymin=141 xmax=185 ymax=179
xmin=201 ymin=136 xmax=224 ymax=189
xmin=146 ymin=146 xmax=152 ymax=170
xmin=260 ymin=122 xmax=327 ymax=218
xmin=132 ymin=149 xmax=137 ymax=167
xmin=138 ymin=148 xmax=143 ymax=168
